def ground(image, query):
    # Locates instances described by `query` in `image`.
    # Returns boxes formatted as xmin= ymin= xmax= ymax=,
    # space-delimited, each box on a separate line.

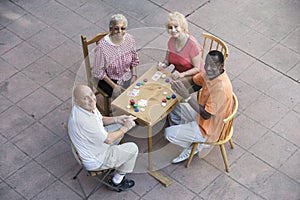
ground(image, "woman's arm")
xmin=181 ymin=53 xmax=201 ymax=77
xmin=130 ymin=65 xmax=137 ymax=83
xmin=93 ymin=44 xmax=108 ymax=80
xmin=164 ymin=50 xmax=170 ymax=66
xmin=158 ymin=51 xmax=170 ymax=70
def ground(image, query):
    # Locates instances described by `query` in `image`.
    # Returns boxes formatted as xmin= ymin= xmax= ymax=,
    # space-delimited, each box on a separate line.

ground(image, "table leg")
xmin=148 ymin=125 xmax=153 ymax=171
xmin=147 ymin=126 xmax=172 ymax=187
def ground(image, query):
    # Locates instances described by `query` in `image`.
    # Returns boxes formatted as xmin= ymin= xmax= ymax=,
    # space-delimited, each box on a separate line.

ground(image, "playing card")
xmin=151 ymin=71 xmax=163 ymax=81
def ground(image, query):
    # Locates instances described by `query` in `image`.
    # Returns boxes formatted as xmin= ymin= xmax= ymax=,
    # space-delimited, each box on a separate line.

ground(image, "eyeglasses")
xmin=114 ymin=26 xmax=126 ymax=31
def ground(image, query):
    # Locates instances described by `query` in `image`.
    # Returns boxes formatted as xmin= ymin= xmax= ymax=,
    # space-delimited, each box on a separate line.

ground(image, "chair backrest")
xmin=81 ymin=32 xmax=109 ymax=89
xmin=66 ymin=125 xmax=110 ymax=176
xmin=217 ymin=92 xmax=238 ymax=142
xmin=65 ymin=125 xmax=83 ymax=165
xmin=202 ymin=32 xmax=229 ymax=62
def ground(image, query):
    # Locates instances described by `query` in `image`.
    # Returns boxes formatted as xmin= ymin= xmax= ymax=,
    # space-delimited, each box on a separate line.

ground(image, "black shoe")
xmin=107 ymin=178 xmax=135 ymax=192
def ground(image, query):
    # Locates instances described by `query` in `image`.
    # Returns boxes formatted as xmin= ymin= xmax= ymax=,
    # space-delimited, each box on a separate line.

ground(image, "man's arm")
xmin=104 ymin=128 xmax=126 ymax=144
xmin=102 ymin=115 xmax=136 ymax=126
xmin=171 ymin=79 xmax=211 ymax=120
xmin=185 ymin=95 xmax=211 ymax=120
xmin=102 ymin=116 xmax=115 ymax=125
xmin=104 ymin=119 xmax=136 ymax=144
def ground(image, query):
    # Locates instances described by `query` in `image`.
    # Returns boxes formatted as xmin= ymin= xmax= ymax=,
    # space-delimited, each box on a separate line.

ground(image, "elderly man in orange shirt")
xmin=165 ymin=50 xmax=233 ymax=164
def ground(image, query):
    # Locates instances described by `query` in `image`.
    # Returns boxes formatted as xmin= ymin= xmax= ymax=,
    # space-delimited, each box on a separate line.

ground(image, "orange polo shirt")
xmin=193 ymin=70 xmax=233 ymax=142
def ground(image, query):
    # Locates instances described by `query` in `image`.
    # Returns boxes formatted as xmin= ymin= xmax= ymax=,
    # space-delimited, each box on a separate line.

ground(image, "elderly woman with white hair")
xmin=158 ymin=12 xmax=204 ymax=84
xmin=93 ymin=14 xmax=139 ymax=97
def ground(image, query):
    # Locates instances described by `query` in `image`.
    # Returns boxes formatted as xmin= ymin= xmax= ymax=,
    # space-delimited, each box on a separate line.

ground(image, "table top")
xmin=111 ymin=65 xmax=181 ymax=126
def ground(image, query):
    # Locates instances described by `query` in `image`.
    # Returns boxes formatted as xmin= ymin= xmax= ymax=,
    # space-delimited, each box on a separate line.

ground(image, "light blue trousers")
xmin=165 ymin=103 xmax=207 ymax=148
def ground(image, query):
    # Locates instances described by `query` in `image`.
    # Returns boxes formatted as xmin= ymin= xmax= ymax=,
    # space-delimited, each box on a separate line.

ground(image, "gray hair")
xmin=109 ymin=14 xmax=128 ymax=29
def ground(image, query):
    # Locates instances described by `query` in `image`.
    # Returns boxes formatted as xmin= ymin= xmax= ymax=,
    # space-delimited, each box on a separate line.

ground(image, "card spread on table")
xmin=127 ymin=89 xmax=139 ymax=96
xmin=152 ymin=71 xmax=163 ymax=81
xmin=138 ymin=99 xmax=148 ymax=107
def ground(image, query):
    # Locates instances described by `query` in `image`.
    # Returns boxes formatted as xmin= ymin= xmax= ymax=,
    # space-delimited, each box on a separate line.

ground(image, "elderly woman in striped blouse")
xmin=93 ymin=14 xmax=139 ymax=97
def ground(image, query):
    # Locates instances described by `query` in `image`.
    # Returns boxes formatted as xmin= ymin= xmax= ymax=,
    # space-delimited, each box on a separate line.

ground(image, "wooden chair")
xmin=185 ymin=93 xmax=238 ymax=172
xmin=81 ymin=33 xmax=111 ymax=116
xmin=188 ymin=33 xmax=229 ymax=94
xmin=66 ymin=126 xmax=118 ymax=199
xmin=201 ymin=32 xmax=229 ymax=61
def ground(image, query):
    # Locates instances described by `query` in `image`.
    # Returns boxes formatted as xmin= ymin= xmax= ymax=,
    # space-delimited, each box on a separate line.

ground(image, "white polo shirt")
xmin=68 ymin=105 xmax=109 ymax=170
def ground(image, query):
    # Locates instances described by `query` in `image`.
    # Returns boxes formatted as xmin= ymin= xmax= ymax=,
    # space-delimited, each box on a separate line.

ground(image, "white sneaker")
xmin=172 ymin=144 xmax=210 ymax=164
xmin=202 ymin=144 xmax=211 ymax=149
xmin=172 ymin=147 xmax=199 ymax=164
xmin=196 ymin=144 xmax=210 ymax=152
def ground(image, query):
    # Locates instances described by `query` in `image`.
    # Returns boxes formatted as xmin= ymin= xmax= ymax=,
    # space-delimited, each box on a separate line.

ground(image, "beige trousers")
xmin=100 ymin=142 xmax=138 ymax=174
xmin=97 ymin=124 xmax=138 ymax=174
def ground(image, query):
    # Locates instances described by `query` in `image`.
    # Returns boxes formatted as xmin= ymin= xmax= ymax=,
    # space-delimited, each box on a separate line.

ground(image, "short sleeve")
xmin=193 ymin=72 xmax=205 ymax=86
xmin=189 ymin=43 xmax=200 ymax=58
xmin=128 ymin=34 xmax=139 ymax=66
xmin=92 ymin=41 xmax=107 ymax=80
xmin=189 ymin=36 xmax=202 ymax=59
xmin=167 ymin=37 xmax=174 ymax=52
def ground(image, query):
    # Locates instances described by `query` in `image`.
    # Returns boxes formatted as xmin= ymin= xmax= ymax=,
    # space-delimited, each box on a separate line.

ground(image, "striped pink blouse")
xmin=92 ymin=33 xmax=139 ymax=84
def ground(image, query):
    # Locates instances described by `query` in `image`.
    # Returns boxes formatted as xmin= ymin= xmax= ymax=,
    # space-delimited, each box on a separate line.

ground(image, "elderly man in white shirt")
xmin=68 ymin=84 xmax=138 ymax=192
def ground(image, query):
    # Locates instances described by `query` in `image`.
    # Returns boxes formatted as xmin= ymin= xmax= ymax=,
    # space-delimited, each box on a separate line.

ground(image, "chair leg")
xmin=94 ymin=169 xmax=119 ymax=191
xmin=74 ymin=171 xmax=88 ymax=199
xmin=103 ymin=96 xmax=110 ymax=116
xmin=186 ymin=143 xmax=198 ymax=168
xmin=220 ymin=144 xmax=229 ymax=172
xmin=85 ymin=181 xmax=102 ymax=200
xmin=229 ymin=138 xmax=234 ymax=149
xmin=73 ymin=167 xmax=83 ymax=179
xmin=84 ymin=169 xmax=115 ymax=200
xmin=73 ymin=168 xmax=86 ymax=198
xmin=96 ymin=103 xmax=105 ymax=116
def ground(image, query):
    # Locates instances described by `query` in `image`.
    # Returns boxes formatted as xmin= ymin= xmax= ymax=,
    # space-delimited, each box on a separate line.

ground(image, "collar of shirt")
xmin=204 ymin=70 xmax=227 ymax=87
xmin=75 ymin=105 xmax=97 ymax=117
xmin=105 ymin=33 xmax=128 ymax=46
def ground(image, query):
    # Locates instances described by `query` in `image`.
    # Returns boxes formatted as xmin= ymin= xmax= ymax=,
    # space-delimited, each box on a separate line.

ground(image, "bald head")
xmin=73 ymin=85 xmax=96 ymax=112
xmin=73 ymin=85 xmax=90 ymax=101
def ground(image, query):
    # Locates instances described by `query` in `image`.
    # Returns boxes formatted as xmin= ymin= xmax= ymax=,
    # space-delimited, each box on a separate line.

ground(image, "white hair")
xmin=109 ymin=14 xmax=128 ymax=29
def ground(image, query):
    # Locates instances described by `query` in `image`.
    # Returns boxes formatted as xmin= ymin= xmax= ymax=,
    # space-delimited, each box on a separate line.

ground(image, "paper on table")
xmin=138 ymin=99 xmax=148 ymax=107
xmin=152 ymin=71 xmax=163 ymax=81
xmin=164 ymin=64 xmax=175 ymax=73
xmin=127 ymin=89 xmax=140 ymax=96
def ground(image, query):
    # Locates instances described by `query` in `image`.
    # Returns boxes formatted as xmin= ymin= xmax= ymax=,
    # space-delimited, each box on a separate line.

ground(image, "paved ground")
xmin=1 ymin=0 xmax=300 ymax=199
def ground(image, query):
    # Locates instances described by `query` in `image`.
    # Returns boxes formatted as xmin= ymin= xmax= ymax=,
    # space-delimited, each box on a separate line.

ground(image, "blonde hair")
xmin=109 ymin=14 xmax=128 ymax=30
xmin=166 ymin=12 xmax=188 ymax=34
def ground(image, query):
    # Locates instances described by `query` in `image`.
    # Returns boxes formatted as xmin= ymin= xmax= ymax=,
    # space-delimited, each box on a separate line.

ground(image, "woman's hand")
xmin=157 ymin=62 xmax=167 ymax=71
xmin=113 ymin=85 xmax=124 ymax=96
xmin=130 ymin=75 xmax=137 ymax=84
xmin=171 ymin=70 xmax=184 ymax=80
